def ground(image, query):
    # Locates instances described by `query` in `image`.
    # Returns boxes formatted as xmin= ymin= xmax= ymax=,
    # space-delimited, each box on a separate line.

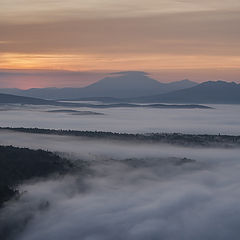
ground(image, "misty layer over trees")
xmin=0 ymin=104 xmax=240 ymax=135
xmin=0 ymin=146 xmax=73 ymax=207
xmin=1 ymin=127 xmax=240 ymax=148
xmin=0 ymin=99 xmax=240 ymax=240
xmin=1 ymin=130 xmax=240 ymax=240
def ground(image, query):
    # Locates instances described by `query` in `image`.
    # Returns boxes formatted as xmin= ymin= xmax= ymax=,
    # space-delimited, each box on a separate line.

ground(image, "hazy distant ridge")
xmin=135 ymin=81 xmax=240 ymax=103
xmin=0 ymin=71 xmax=197 ymax=99
xmin=0 ymin=72 xmax=240 ymax=104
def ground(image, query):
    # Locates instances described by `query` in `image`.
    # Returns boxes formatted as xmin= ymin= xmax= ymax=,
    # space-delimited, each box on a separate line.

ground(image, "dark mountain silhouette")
xmin=0 ymin=71 xmax=197 ymax=99
xmin=0 ymin=93 xmax=55 ymax=105
xmin=134 ymin=81 xmax=240 ymax=103
xmin=1 ymin=79 xmax=239 ymax=105
xmin=0 ymin=92 xmax=210 ymax=109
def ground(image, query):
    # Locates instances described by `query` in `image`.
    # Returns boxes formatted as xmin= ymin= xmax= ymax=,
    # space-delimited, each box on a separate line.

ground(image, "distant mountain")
xmin=0 ymin=93 xmax=54 ymax=105
xmin=134 ymin=81 xmax=240 ymax=103
xmin=2 ymin=79 xmax=239 ymax=105
xmin=0 ymin=92 xmax=210 ymax=109
xmin=163 ymin=79 xmax=197 ymax=91
xmin=0 ymin=71 xmax=197 ymax=99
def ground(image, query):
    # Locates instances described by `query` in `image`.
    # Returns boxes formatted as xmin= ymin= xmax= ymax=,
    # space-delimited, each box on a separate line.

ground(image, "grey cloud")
xmin=1 ymin=10 xmax=240 ymax=56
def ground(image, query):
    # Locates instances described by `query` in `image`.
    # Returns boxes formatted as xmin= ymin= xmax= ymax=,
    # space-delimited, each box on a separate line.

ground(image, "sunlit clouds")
xmin=0 ymin=0 xmax=240 ymax=87
xmin=1 ymin=53 xmax=240 ymax=71
xmin=1 ymin=0 xmax=240 ymax=23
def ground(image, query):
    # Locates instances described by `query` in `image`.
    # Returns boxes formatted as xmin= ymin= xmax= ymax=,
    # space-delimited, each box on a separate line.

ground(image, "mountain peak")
xmin=83 ymin=71 xmax=163 ymax=97
xmin=178 ymin=79 xmax=193 ymax=83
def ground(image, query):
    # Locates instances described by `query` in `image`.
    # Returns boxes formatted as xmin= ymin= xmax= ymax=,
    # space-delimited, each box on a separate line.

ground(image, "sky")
xmin=1 ymin=0 xmax=240 ymax=88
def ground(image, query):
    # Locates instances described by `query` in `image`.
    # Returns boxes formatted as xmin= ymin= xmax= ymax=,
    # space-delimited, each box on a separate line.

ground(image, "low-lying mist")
xmin=1 ymin=104 xmax=240 ymax=135
xmin=1 ymin=131 xmax=240 ymax=240
xmin=0 ymin=130 xmax=240 ymax=162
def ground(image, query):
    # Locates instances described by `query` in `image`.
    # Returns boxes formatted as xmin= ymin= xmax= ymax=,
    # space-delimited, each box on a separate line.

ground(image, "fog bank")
xmin=0 ymin=131 xmax=240 ymax=239
xmin=0 ymin=104 xmax=240 ymax=134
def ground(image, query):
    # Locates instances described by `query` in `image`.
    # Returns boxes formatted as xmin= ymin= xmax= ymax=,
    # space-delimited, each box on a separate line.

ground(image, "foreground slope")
xmin=0 ymin=146 xmax=73 ymax=207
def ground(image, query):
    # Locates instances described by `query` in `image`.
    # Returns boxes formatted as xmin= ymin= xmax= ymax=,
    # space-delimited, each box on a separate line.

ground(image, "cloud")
xmin=1 ymin=2 xmax=240 ymax=83
xmin=1 ymin=131 xmax=240 ymax=239
xmin=0 ymin=104 xmax=240 ymax=135
xmin=1 ymin=0 xmax=240 ymax=23
xmin=110 ymin=71 xmax=149 ymax=76
xmin=1 ymin=10 xmax=240 ymax=56
xmin=1 ymin=10 xmax=240 ymax=77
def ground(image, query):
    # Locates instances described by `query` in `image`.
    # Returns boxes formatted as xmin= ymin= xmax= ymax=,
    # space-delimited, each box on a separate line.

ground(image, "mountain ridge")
xmin=0 ymin=71 xmax=197 ymax=99
xmin=133 ymin=80 xmax=240 ymax=104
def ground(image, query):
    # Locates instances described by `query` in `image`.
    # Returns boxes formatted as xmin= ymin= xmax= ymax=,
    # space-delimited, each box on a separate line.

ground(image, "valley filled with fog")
xmin=0 ymin=104 xmax=240 ymax=135
xmin=2 ymin=0 xmax=240 ymax=238
xmin=1 ymin=128 xmax=240 ymax=239
xmin=1 ymin=104 xmax=240 ymax=240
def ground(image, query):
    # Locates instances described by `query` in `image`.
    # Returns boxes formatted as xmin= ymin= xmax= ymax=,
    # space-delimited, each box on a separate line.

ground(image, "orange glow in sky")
xmin=1 ymin=53 xmax=240 ymax=72
xmin=0 ymin=0 xmax=240 ymax=87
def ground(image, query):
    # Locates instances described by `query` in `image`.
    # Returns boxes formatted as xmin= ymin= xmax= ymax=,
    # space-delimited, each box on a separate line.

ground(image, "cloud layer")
xmin=2 ymin=0 xmax=240 ymax=23
xmin=1 ymin=131 xmax=240 ymax=240
xmin=1 ymin=1 xmax=240 ymax=86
